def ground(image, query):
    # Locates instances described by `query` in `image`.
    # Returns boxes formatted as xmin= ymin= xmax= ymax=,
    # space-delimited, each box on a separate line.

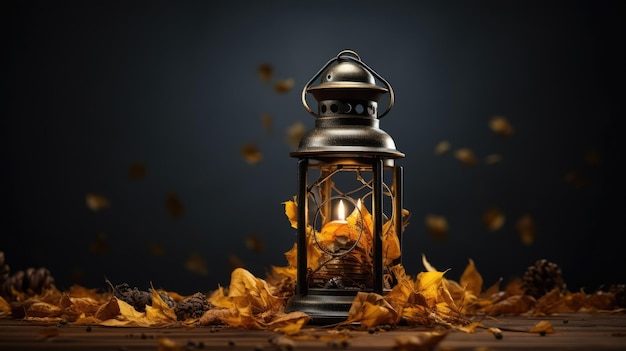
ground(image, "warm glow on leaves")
xmin=282 ymin=197 xmax=298 ymax=229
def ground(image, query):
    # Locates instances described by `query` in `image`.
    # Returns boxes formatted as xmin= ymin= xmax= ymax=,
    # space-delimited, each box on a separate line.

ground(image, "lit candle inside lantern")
xmin=336 ymin=200 xmax=347 ymax=223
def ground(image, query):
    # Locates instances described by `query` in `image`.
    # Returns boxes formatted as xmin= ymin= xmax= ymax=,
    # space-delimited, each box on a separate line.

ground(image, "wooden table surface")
xmin=1 ymin=312 xmax=625 ymax=350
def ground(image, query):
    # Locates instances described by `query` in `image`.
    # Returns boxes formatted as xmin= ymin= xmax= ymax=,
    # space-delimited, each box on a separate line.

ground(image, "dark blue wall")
xmin=3 ymin=0 xmax=624 ymax=295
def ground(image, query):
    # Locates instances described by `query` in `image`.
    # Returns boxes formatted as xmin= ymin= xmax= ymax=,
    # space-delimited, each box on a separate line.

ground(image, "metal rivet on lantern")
xmin=284 ymin=50 xmax=407 ymax=324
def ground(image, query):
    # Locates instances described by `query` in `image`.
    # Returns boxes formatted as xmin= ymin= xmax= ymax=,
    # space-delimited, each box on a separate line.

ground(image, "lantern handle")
xmin=301 ymin=50 xmax=395 ymax=118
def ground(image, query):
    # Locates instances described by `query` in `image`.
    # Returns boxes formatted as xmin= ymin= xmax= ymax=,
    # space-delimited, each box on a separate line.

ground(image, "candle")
xmin=335 ymin=200 xmax=348 ymax=223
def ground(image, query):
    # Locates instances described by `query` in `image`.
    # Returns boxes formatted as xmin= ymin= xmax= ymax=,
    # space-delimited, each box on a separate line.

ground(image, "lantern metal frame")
xmin=285 ymin=50 xmax=406 ymax=324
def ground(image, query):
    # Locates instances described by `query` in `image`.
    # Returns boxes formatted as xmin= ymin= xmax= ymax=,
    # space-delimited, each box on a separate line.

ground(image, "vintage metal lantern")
xmin=285 ymin=50 xmax=405 ymax=323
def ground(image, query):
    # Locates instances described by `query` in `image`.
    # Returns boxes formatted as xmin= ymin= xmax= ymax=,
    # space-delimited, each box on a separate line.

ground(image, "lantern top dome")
xmin=292 ymin=50 xmax=404 ymax=162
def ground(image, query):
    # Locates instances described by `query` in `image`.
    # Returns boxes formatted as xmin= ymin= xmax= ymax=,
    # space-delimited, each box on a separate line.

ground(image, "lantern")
xmin=285 ymin=50 xmax=406 ymax=323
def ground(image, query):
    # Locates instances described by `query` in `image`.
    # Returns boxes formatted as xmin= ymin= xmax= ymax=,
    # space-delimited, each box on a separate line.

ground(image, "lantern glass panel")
xmin=303 ymin=162 xmax=400 ymax=293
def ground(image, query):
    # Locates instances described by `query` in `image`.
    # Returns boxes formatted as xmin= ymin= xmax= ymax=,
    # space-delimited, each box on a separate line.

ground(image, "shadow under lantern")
xmin=285 ymin=50 xmax=406 ymax=324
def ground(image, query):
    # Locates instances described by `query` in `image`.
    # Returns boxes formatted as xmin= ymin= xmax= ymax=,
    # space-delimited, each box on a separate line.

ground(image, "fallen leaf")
xmin=157 ymin=337 xmax=181 ymax=351
xmin=345 ymin=292 xmax=397 ymax=328
xmin=460 ymin=259 xmax=483 ymax=297
xmin=529 ymin=320 xmax=555 ymax=334
xmin=393 ymin=330 xmax=450 ymax=351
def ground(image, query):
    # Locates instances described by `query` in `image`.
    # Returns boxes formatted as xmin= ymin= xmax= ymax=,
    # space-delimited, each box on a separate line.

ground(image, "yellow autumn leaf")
xmin=144 ymin=286 xmax=177 ymax=326
xmin=282 ymin=197 xmax=298 ymax=229
xmin=414 ymin=271 xmax=446 ymax=308
xmin=0 ymin=296 xmax=10 ymax=318
xmin=529 ymin=320 xmax=555 ymax=334
xmin=266 ymin=311 xmax=311 ymax=335
xmin=99 ymin=297 xmax=153 ymax=327
xmin=460 ymin=258 xmax=483 ymax=297
xmin=346 ymin=292 xmax=398 ymax=328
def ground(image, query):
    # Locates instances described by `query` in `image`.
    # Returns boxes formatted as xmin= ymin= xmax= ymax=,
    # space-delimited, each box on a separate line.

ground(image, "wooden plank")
xmin=0 ymin=312 xmax=624 ymax=350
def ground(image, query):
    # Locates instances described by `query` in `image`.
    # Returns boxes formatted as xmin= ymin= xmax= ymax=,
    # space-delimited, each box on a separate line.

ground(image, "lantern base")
xmin=284 ymin=289 xmax=360 ymax=325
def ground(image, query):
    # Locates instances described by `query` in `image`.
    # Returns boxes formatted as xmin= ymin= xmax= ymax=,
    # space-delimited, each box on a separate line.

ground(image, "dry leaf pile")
xmin=1 ymin=194 xmax=624 ymax=338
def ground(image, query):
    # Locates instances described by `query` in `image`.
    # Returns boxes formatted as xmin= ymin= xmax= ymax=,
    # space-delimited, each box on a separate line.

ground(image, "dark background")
xmin=2 ymin=0 xmax=624 ymax=296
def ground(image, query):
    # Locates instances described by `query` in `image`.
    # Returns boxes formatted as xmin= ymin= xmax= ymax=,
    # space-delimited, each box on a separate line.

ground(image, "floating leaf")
xmin=149 ymin=242 xmax=166 ymax=257
xmin=274 ymin=78 xmax=295 ymax=93
xmin=165 ymin=192 xmax=185 ymax=218
xmin=489 ymin=115 xmax=514 ymax=137
xmin=258 ymin=63 xmax=273 ymax=82
xmin=454 ymin=148 xmax=477 ymax=167
xmin=185 ymin=252 xmax=208 ymax=276
xmin=86 ymin=193 xmax=110 ymax=211
xmin=89 ymin=232 xmax=110 ymax=255
xmin=245 ymin=234 xmax=265 ymax=252
xmin=241 ymin=143 xmax=262 ymax=164
xmin=127 ymin=161 xmax=147 ymax=180
xmin=285 ymin=121 xmax=306 ymax=149
xmin=425 ymin=214 xmax=448 ymax=241
xmin=434 ymin=140 xmax=451 ymax=155
xmin=228 ymin=254 xmax=245 ymax=270
xmin=260 ymin=113 xmax=273 ymax=135
xmin=482 ymin=207 xmax=505 ymax=232
xmin=515 ymin=214 xmax=536 ymax=245
xmin=484 ymin=153 xmax=502 ymax=165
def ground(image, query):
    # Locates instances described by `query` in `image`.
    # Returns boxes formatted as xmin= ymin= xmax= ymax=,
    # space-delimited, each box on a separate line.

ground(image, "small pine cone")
xmin=23 ymin=267 xmax=55 ymax=295
xmin=174 ymin=292 xmax=212 ymax=320
xmin=521 ymin=259 xmax=567 ymax=299
xmin=111 ymin=283 xmax=152 ymax=312
xmin=0 ymin=252 xmax=10 ymax=283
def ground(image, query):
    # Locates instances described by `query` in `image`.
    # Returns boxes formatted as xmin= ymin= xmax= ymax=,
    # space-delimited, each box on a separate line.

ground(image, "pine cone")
xmin=0 ymin=252 xmax=10 ymax=287
xmin=174 ymin=292 xmax=212 ymax=320
xmin=0 ymin=252 xmax=55 ymax=300
xmin=521 ymin=259 xmax=567 ymax=299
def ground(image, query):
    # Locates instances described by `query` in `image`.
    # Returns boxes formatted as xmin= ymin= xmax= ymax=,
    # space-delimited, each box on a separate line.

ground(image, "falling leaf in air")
xmin=484 ymin=153 xmax=502 ymax=165
xmin=241 ymin=143 xmax=262 ymax=164
xmin=285 ymin=121 xmax=306 ymax=149
xmin=165 ymin=192 xmax=185 ymax=218
xmin=89 ymin=232 xmax=110 ymax=256
xmin=425 ymin=214 xmax=448 ymax=241
xmin=489 ymin=115 xmax=514 ymax=137
xmin=434 ymin=140 xmax=451 ymax=156
xmin=228 ymin=254 xmax=245 ymax=270
xmin=274 ymin=78 xmax=295 ymax=93
xmin=86 ymin=193 xmax=110 ymax=211
xmin=245 ymin=234 xmax=264 ymax=252
xmin=127 ymin=161 xmax=147 ymax=180
xmin=149 ymin=242 xmax=166 ymax=257
xmin=515 ymin=213 xmax=536 ymax=245
xmin=258 ymin=63 xmax=273 ymax=82
xmin=453 ymin=148 xmax=477 ymax=167
xmin=565 ymin=171 xmax=589 ymax=189
xmin=482 ymin=207 xmax=505 ymax=232
xmin=185 ymin=252 xmax=208 ymax=276
xmin=261 ymin=113 xmax=273 ymax=135
xmin=584 ymin=149 xmax=600 ymax=166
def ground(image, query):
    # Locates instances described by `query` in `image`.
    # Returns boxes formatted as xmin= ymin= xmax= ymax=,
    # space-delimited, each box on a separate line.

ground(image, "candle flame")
xmin=337 ymin=200 xmax=346 ymax=221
